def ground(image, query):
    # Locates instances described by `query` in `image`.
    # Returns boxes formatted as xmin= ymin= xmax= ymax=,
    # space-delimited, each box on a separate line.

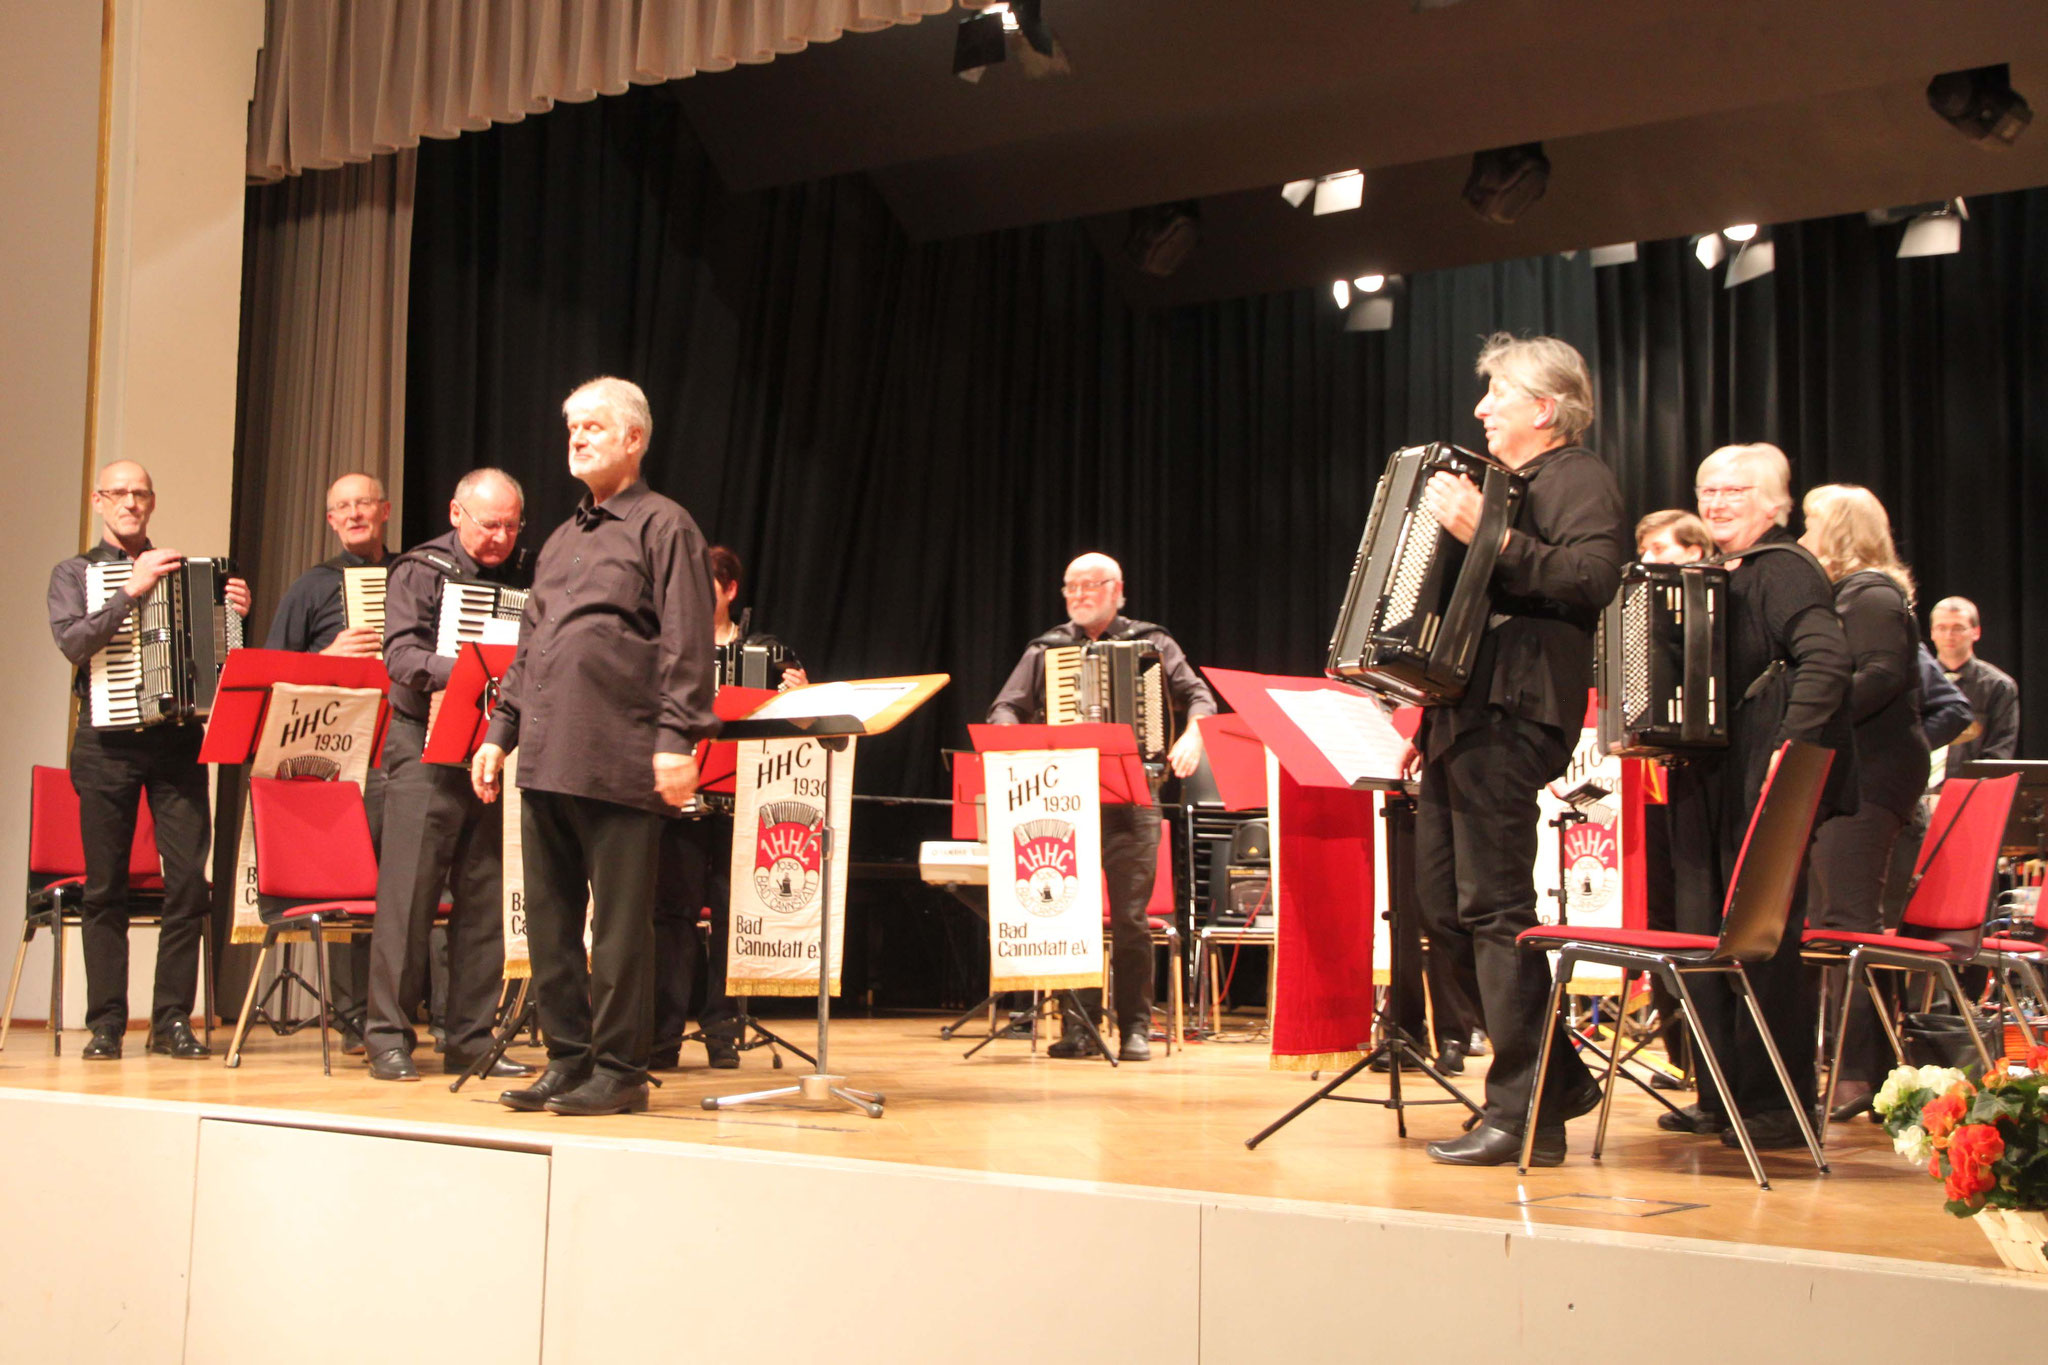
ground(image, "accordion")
xmin=1327 ymin=443 xmax=1526 ymax=705
xmin=342 ymin=565 xmax=387 ymax=652
xmin=1044 ymin=640 xmax=1173 ymax=764
xmin=86 ymin=558 xmax=243 ymax=730
xmin=436 ymin=577 xmax=527 ymax=658
xmin=1595 ymin=561 xmax=1729 ymax=756
xmin=716 ymin=638 xmax=791 ymax=690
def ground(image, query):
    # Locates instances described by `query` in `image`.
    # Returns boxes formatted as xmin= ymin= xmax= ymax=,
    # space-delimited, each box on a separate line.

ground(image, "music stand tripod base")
xmin=702 ymin=1072 xmax=884 ymax=1119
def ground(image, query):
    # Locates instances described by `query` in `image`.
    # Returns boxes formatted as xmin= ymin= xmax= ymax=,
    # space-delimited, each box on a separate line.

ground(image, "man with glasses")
xmin=262 ymin=472 xmax=396 ymax=1050
xmin=988 ymin=552 xmax=1215 ymax=1061
xmin=362 ymin=468 xmax=534 ymax=1082
xmin=48 ymin=461 xmax=250 ymax=1060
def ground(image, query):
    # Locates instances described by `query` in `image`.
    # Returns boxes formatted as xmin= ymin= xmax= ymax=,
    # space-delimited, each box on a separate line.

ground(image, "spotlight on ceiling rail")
xmin=1897 ymin=198 xmax=1969 ymax=258
xmin=1926 ymin=64 xmax=2031 ymax=146
xmin=955 ymin=2 xmax=1069 ymax=83
xmin=1125 ymin=202 xmax=1201 ymax=277
xmin=1462 ymin=143 xmax=1550 ymax=224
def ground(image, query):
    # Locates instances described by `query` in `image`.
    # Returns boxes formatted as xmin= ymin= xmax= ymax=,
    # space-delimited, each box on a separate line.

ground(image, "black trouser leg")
xmin=140 ymin=729 xmax=212 ymax=1033
xmin=71 ymin=728 xmax=146 ymax=1035
xmin=1809 ymin=804 xmax=1905 ymax=1086
xmin=1101 ymin=803 xmax=1161 ymax=1032
xmin=651 ymin=817 xmax=704 ymax=1058
xmin=1417 ymin=714 xmax=1588 ymax=1130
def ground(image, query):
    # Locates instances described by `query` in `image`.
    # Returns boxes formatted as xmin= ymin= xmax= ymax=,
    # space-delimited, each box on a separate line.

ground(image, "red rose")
xmin=1942 ymin=1124 xmax=2006 ymax=1207
xmin=2028 ymin=1042 xmax=2048 ymax=1074
xmin=1922 ymin=1087 xmax=1971 ymax=1141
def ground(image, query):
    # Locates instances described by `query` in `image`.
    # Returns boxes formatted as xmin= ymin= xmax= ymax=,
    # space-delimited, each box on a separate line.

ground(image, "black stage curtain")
xmin=406 ymin=82 xmax=2045 ymax=794
xmin=405 ymin=82 xmax=1592 ymax=796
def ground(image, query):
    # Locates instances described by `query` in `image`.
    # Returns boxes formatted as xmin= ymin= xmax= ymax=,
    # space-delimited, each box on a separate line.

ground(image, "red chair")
xmin=1518 ymin=742 xmax=1835 ymax=1189
xmin=1804 ymin=775 xmax=2016 ymax=1133
xmin=1101 ymin=825 xmax=1184 ymax=1053
xmin=224 ymin=777 xmax=378 ymax=1075
xmin=3 ymin=764 xmax=214 ymax=1054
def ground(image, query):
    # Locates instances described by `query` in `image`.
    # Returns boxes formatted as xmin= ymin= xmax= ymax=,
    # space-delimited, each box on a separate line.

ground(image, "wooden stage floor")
xmin=0 ymin=1012 xmax=2001 ymax=1274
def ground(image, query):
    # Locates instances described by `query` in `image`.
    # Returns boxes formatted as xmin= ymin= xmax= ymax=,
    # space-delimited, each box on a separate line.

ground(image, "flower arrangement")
xmin=1874 ymin=1046 xmax=2048 ymax=1215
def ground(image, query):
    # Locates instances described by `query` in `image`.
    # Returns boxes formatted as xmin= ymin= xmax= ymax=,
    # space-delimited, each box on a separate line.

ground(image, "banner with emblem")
xmin=726 ymin=737 xmax=856 ymax=997
xmin=230 ymin=683 xmax=384 ymax=944
xmin=982 ymin=748 xmax=1104 ymax=993
xmin=500 ymin=750 xmax=531 ymax=978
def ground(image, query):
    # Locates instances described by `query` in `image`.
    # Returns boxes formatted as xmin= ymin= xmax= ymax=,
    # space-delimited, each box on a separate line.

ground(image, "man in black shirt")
xmin=988 ymin=552 xmax=1217 ymax=1062
xmin=1929 ymin=596 xmax=2020 ymax=775
xmin=1413 ymin=335 xmax=1624 ymax=1167
xmin=476 ymin=377 xmax=721 ymax=1117
xmin=361 ymin=468 xmax=532 ymax=1083
xmin=47 ymin=461 xmax=249 ymax=1060
xmin=264 ymin=471 xmax=393 ymax=1048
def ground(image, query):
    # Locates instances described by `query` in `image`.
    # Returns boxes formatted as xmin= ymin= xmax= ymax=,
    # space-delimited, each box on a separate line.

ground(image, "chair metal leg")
xmin=1167 ymin=928 xmax=1183 ymax=1054
xmin=1669 ymin=970 xmax=1771 ymax=1190
xmin=50 ymin=912 xmax=66 ymax=1056
xmin=1 ymin=912 xmax=38 ymax=1051
xmin=1592 ymin=970 xmax=1632 ymax=1160
xmin=199 ymin=933 xmax=215 ymax=1047
xmin=1729 ymin=964 xmax=1827 ymax=1175
xmin=1518 ymin=969 xmax=1570 ymax=1173
xmin=225 ymin=932 xmax=273 ymax=1069
xmin=1867 ymin=967 xmax=1906 ymax=1065
xmin=1934 ymin=959 xmax=1994 ymax=1071
xmin=309 ymin=919 xmax=334 ymax=1076
xmin=1818 ymin=955 xmax=1859 ymax=1150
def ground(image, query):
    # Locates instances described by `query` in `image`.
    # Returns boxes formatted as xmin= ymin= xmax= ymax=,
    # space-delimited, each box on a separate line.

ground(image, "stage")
xmin=1 ymin=1012 xmax=2040 ymax=1362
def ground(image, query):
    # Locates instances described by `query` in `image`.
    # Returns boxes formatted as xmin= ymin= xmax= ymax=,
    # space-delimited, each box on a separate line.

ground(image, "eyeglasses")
xmin=94 ymin=486 xmax=155 ymax=504
xmin=327 ymin=496 xmax=386 ymax=514
xmin=1061 ymin=577 xmax=1116 ymax=596
xmin=457 ymin=501 xmax=524 ymax=535
xmin=1694 ymin=485 xmax=1756 ymax=505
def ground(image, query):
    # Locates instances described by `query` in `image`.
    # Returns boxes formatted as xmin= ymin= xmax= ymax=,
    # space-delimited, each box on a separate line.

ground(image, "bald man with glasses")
xmin=361 ymin=468 xmax=534 ymax=1082
xmin=988 ymin=552 xmax=1215 ymax=1062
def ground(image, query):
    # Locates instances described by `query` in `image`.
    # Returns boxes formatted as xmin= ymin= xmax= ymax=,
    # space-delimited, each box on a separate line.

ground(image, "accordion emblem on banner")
xmin=727 ymin=738 xmax=855 ymax=997
xmin=230 ymin=683 xmax=384 ymax=943
xmin=983 ymin=748 xmax=1103 ymax=993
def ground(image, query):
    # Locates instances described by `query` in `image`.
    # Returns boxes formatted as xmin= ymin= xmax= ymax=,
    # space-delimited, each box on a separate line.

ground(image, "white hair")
xmin=1697 ymin=442 xmax=1793 ymax=526
xmin=454 ymin=467 xmax=525 ymax=507
xmin=565 ymin=376 xmax=652 ymax=446
xmin=1475 ymin=333 xmax=1596 ymax=444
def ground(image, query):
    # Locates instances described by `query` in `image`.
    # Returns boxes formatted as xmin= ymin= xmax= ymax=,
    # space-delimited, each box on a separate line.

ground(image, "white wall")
xmin=0 ymin=0 xmax=262 ymax=1025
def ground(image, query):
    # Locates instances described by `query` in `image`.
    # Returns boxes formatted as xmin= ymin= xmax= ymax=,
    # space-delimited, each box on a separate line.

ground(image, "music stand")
xmin=703 ymin=675 xmax=950 ymax=1119
xmin=1961 ymin=760 xmax=2048 ymax=859
xmin=1199 ymin=668 xmax=1484 ymax=1146
xmin=958 ymin=723 xmax=1152 ymax=1066
xmin=201 ymin=650 xmax=392 ymax=1042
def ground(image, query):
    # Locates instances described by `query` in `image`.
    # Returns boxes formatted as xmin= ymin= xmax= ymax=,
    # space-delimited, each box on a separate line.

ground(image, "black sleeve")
xmin=1150 ymin=631 xmax=1218 ymax=720
xmin=988 ymin=647 xmax=1044 ymax=724
xmin=263 ymin=569 xmax=326 ymax=652
xmin=1836 ymin=577 xmax=1913 ymax=725
xmin=1916 ymin=649 xmax=1975 ymax=750
xmin=383 ymin=555 xmax=454 ymax=695
xmin=1763 ymin=561 xmax=1853 ymax=746
xmin=1493 ymin=452 xmax=1627 ymax=614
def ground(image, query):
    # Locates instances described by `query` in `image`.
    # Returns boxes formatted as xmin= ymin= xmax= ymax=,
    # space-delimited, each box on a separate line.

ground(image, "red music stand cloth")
xmin=1193 ymin=713 xmax=1267 ymax=812
xmin=1199 ymin=668 xmax=1383 ymax=1071
xmin=200 ymin=648 xmax=391 ymax=767
xmin=422 ymin=643 xmax=516 ymax=766
xmin=693 ymin=686 xmax=778 ymax=795
xmin=966 ymin=723 xmax=1154 ymax=807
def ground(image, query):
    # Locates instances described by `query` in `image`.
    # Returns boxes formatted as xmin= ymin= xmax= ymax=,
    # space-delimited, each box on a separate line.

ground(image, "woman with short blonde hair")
xmin=1799 ymin=483 xmax=1916 ymax=605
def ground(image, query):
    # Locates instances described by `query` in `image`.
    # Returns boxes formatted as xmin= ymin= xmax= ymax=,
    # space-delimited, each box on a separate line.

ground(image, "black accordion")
xmin=1327 ymin=443 xmax=1526 ymax=705
xmin=716 ymin=638 xmax=792 ymax=690
xmin=86 ymin=558 xmax=243 ymax=730
xmin=1595 ymin=561 xmax=1729 ymax=756
xmin=1044 ymin=640 xmax=1174 ymax=766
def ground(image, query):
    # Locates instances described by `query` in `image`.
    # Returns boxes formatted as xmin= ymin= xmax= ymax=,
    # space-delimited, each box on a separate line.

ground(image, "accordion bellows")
xmin=1595 ymin=561 xmax=1729 ymax=756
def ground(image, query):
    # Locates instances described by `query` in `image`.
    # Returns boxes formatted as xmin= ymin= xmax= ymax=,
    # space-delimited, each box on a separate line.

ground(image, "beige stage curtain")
xmin=246 ymin=0 xmax=956 ymax=181
xmin=234 ymin=149 xmax=415 ymax=644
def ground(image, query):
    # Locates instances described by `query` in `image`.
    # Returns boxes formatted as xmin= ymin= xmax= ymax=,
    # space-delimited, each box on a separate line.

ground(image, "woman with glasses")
xmin=1658 ymin=444 xmax=1853 ymax=1151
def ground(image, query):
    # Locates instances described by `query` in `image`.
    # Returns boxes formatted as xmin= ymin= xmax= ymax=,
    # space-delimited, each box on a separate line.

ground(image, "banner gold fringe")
xmin=503 ymin=960 xmax=531 ymax=980
xmin=994 ymin=971 xmax=1101 ymax=993
xmin=1270 ymin=1049 xmax=1362 ymax=1073
xmin=732 ymin=977 xmax=842 ymax=998
xmin=230 ymin=925 xmax=265 ymax=945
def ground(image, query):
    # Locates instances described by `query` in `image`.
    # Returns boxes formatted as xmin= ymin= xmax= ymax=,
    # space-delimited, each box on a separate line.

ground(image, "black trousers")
xmin=69 ymin=722 xmax=212 ymax=1034
xmin=1808 ymin=802 xmax=1907 ymax=1087
xmin=1065 ymin=802 xmax=1161 ymax=1033
xmin=652 ymin=812 xmax=738 ymax=1056
xmin=1667 ymin=764 xmax=1820 ymax=1118
xmin=1415 ymin=711 xmax=1590 ymax=1130
xmin=1388 ymin=799 xmax=1481 ymax=1052
xmin=522 ymin=788 xmax=663 ymax=1082
xmin=364 ymin=716 xmax=504 ymax=1060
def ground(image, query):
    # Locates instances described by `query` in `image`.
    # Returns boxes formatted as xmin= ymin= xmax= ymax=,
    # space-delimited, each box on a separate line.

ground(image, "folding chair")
xmin=3 ymin=764 xmax=214 ymax=1054
xmin=1804 ymin=775 xmax=2015 ymax=1134
xmin=1973 ymin=889 xmax=2046 ymax=1049
xmin=1518 ymin=741 xmax=1835 ymax=1189
xmin=224 ymin=777 xmax=378 ymax=1075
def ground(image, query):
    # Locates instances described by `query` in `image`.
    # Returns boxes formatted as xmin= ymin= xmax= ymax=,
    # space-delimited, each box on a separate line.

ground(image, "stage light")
xmin=1352 ymin=274 xmax=1386 ymax=293
xmin=1332 ymin=279 xmax=1352 ymax=310
xmin=1693 ymin=234 xmax=1725 ymax=269
xmin=1462 ymin=143 xmax=1550 ymax=224
xmin=1723 ymin=223 xmax=1758 ymax=243
xmin=1124 ymin=201 xmax=1201 ymax=277
xmin=1926 ymin=65 xmax=2032 ymax=146
xmin=1587 ymin=243 xmax=1638 ymax=267
xmin=1346 ymin=295 xmax=1396 ymax=332
xmin=1281 ymin=179 xmax=1315 ymax=208
xmin=1724 ymin=239 xmax=1775 ymax=288
xmin=1898 ymin=198 xmax=1968 ymax=258
xmin=954 ymin=1 xmax=1069 ymax=83
xmin=1313 ymin=170 xmax=1365 ymax=216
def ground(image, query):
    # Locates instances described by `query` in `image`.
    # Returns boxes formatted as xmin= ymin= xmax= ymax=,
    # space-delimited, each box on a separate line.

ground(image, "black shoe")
xmin=1552 ymin=1076 xmax=1605 ymax=1123
xmin=544 ymin=1072 xmax=650 ymax=1116
xmin=1434 ymin=1039 xmax=1467 ymax=1075
xmin=367 ymin=1048 xmax=420 ymax=1082
xmin=1649 ymin=1070 xmax=1687 ymax=1091
xmin=1119 ymin=1025 xmax=1151 ymax=1062
xmin=81 ymin=1028 xmax=123 ymax=1061
xmin=501 ymin=1065 xmax=590 ymax=1112
xmin=647 ymin=1050 xmax=682 ymax=1072
xmin=1048 ymin=1033 xmax=1102 ymax=1059
xmin=1657 ymin=1102 xmax=1726 ymax=1135
xmin=705 ymin=1036 xmax=740 ymax=1069
xmin=147 ymin=1020 xmax=211 ymax=1059
xmin=443 ymin=1052 xmax=533 ymax=1079
xmin=1427 ymin=1122 xmax=1565 ymax=1168
xmin=1828 ymin=1084 xmax=1875 ymax=1123
xmin=1720 ymin=1109 xmax=1812 ymax=1150
xmin=1368 ymin=1050 xmax=1424 ymax=1074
